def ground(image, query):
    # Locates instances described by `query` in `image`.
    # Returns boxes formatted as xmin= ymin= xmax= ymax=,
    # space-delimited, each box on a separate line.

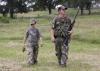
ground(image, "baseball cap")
xmin=31 ymin=19 xmax=37 ymax=25
xmin=55 ymin=5 xmax=68 ymax=11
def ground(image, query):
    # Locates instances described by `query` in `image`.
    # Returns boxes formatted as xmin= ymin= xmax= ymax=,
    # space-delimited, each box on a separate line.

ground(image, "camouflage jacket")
xmin=52 ymin=16 xmax=71 ymax=38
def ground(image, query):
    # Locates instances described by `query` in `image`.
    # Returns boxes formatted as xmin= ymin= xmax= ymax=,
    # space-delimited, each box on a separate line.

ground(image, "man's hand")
xmin=68 ymin=30 xmax=73 ymax=35
xmin=51 ymin=37 xmax=55 ymax=43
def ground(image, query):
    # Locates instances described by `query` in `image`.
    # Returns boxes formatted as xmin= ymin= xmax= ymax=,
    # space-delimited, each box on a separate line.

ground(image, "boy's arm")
xmin=39 ymin=37 xmax=43 ymax=47
xmin=23 ymin=30 xmax=29 ymax=52
xmin=38 ymin=30 xmax=43 ymax=47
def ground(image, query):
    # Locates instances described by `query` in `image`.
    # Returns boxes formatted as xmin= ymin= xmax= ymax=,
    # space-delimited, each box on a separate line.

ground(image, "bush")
xmin=0 ymin=17 xmax=10 ymax=23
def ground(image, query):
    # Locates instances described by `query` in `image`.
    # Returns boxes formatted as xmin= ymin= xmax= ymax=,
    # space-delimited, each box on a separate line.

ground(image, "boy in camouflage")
xmin=23 ymin=19 xmax=42 ymax=65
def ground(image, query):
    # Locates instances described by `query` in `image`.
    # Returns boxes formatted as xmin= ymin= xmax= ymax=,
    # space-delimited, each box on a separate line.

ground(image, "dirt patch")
xmin=0 ymin=59 xmax=22 ymax=71
xmin=70 ymin=52 xmax=100 ymax=71
xmin=6 ymin=41 xmax=23 ymax=48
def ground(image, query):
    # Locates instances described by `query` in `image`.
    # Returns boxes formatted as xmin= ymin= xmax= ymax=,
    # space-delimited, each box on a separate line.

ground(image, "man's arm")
xmin=68 ymin=19 xmax=74 ymax=35
xmin=51 ymin=17 xmax=57 ymax=42
xmin=51 ymin=29 xmax=55 ymax=42
xmin=68 ymin=8 xmax=79 ymax=32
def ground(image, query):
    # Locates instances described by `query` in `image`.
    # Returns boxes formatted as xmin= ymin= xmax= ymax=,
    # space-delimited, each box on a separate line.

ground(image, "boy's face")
xmin=31 ymin=21 xmax=36 ymax=27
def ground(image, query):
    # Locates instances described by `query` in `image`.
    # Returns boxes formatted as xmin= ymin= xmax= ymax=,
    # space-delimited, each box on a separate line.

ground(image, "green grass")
xmin=0 ymin=9 xmax=100 ymax=71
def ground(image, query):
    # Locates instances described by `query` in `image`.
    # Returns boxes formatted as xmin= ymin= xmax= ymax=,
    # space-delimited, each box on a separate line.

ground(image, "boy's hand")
xmin=39 ymin=42 xmax=43 ymax=47
xmin=22 ymin=47 xmax=26 ymax=52
xmin=40 ymin=44 xmax=43 ymax=47
xmin=39 ymin=37 xmax=43 ymax=47
xmin=22 ymin=44 xmax=26 ymax=52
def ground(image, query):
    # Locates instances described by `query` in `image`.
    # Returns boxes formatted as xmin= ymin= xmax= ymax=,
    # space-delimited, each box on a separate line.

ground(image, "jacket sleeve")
xmin=51 ymin=17 xmax=57 ymax=29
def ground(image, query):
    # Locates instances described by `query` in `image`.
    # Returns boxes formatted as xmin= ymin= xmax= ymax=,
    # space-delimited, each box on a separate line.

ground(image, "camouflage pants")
xmin=55 ymin=37 xmax=69 ymax=65
xmin=26 ymin=43 xmax=39 ymax=65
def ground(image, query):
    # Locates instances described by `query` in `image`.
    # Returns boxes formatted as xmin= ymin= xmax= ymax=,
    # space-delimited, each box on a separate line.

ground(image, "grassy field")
xmin=0 ymin=9 xmax=100 ymax=71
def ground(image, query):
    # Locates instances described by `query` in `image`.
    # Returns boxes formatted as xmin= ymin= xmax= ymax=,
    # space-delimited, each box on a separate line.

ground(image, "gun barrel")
xmin=68 ymin=9 xmax=79 ymax=31
xmin=73 ymin=9 xmax=80 ymax=22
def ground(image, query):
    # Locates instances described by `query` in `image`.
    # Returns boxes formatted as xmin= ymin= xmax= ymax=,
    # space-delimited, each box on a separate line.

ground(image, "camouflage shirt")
xmin=52 ymin=16 xmax=71 ymax=37
xmin=26 ymin=27 xmax=41 ymax=44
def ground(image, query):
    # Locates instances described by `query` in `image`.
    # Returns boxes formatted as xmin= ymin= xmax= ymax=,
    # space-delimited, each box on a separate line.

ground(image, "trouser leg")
xmin=33 ymin=45 xmax=39 ymax=64
xmin=55 ymin=43 xmax=61 ymax=65
xmin=26 ymin=43 xmax=34 ymax=65
xmin=55 ymin=38 xmax=63 ymax=65
xmin=60 ymin=44 xmax=69 ymax=66
xmin=55 ymin=38 xmax=69 ymax=67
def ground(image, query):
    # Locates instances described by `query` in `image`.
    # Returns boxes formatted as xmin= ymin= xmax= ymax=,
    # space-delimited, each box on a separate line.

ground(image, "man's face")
xmin=59 ymin=8 xmax=66 ymax=15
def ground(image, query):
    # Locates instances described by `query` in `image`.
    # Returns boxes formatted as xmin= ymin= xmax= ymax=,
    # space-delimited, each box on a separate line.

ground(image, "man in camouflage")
xmin=23 ymin=19 xmax=42 ymax=65
xmin=51 ymin=5 xmax=73 ymax=67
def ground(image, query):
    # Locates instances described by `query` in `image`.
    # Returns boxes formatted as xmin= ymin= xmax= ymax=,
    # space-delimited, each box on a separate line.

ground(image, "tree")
xmin=7 ymin=0 xmax=17 ymax=18
xmin=36 ymin=0 xmax=46 ymax=10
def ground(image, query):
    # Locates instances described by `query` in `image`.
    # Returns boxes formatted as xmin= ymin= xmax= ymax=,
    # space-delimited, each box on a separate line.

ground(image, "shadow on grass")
xmin=1 ymin=35 xmax=99 ymax=44
xmin=0 ymin=37 xmax=23 ymax=41
xmin=43 ymin=36 xmax=51 ymax=41
xmin=22 ymin=61 xmax=57 ymax=70
xmin=73 ymin=34 xmax=100 ymax=44
xmin=76 ymin=11 xmax=100 ymax=17
xmin=21 ymin=60 xmax=92 ymax=71
xmin=43 ymin=34 xmax=100 ymax=45
xmin=67 ymin=60 xmax=92 ymax=71
xmin=91 ymin=12 xmax=100 ymax=15
xmin=17 ymin=15 xmax=53 ymax=20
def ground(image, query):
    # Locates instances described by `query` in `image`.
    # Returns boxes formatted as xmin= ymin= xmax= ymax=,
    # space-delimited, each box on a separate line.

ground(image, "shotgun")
xmin=68 ymin=8 xmax=80 ymax=31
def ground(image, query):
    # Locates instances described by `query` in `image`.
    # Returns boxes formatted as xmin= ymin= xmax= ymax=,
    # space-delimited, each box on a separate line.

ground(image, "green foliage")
xmin=0 ymin=17 xmax=10 ymax=23
xmin=35 ymin=0 xmax=46 ymax=10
